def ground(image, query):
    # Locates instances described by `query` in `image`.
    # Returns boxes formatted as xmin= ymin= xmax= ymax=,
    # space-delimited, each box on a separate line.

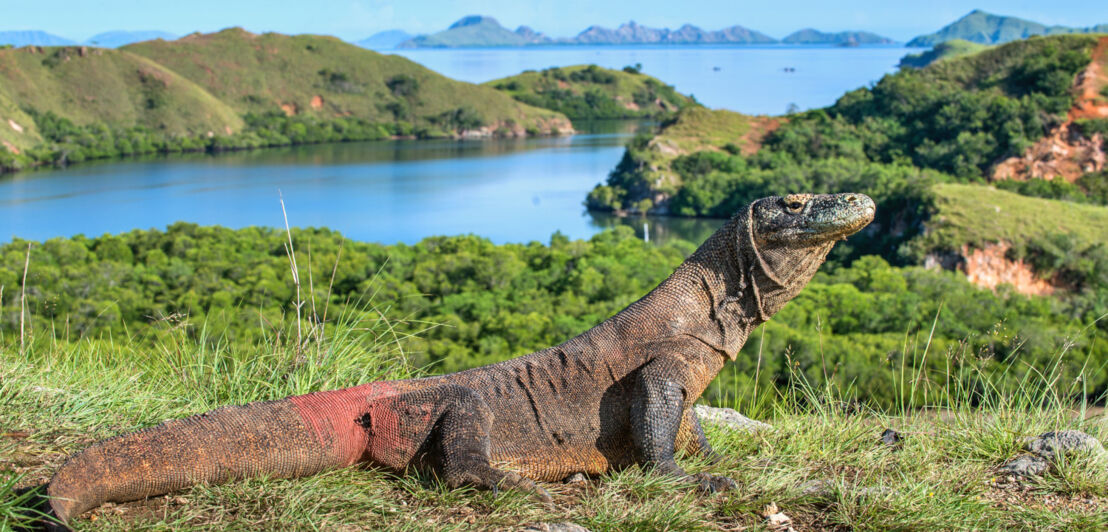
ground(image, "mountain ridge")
xmin=391 ymin=15 xmax=895 ymax=48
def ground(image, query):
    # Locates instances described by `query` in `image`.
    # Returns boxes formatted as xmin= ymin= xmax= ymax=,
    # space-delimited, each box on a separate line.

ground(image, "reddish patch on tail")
xmin=288 ymin=382 xmax=397 ymax=466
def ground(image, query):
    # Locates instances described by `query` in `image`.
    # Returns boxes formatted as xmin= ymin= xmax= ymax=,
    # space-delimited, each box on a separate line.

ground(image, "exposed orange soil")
xmin=992 ymin=37 xmax=1108 ymax=182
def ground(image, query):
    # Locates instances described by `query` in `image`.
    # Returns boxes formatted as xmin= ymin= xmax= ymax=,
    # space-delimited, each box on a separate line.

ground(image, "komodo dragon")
xmin=40 ymin=192 xmax=874 ymax=528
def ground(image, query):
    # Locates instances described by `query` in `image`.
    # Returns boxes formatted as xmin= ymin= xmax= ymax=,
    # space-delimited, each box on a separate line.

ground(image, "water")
xmin=393 ymin=45 xmax=909 ymax=115
xmin=1 ymin=46 xmax=910 ymax=245
xmin=0 ymin=122 xmax=721 ymax=245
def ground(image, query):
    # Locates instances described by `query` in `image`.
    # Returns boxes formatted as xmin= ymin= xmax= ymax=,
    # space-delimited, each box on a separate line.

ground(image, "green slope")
xmin=0 ymin=91 xmax=42 ymax=154
xmin=898 ymin=39 xmax=990 ymax=69
xmin=921 ymin=184 xmax=1108 ymax=255
xmin=485 ymin=64 xmax=692 ymax=120
xmin=124 ymin=28 xmax=568 ymax=134
xmin=0 ymin=45 xmax=243 ymax=138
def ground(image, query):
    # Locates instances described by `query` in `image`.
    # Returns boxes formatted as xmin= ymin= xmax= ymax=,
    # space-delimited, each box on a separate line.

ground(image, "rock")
xmin=761 ymin=502 xmax=794 ymax=531
xmin=880 ymin=428 xmax=903 ymax=450
xmin=694 ymin=405 xmax=772 ymax=433
xmin=1025 ymin=430 xmax=1105 ymax=460
xmin=523 ymin=523 xmax=590 ymax=532
xmin=998 ymin=430 xmax=1105 ymax=478
xmin=998 ymin=454 xmax=1050 ymax=477
xmin=563 ymin=472 xmax=587 ymax=484
xmin=797 ymin=479 xmax=835 ymax=499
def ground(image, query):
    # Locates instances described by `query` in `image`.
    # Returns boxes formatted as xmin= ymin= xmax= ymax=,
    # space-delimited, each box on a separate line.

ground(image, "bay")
xmin=2 ymin=45 xmax=911 ymax=245
xmin=393 ymin=44 xmax=909 ymax=115
xmin=0 ymin=122 xmax=719 ymax=245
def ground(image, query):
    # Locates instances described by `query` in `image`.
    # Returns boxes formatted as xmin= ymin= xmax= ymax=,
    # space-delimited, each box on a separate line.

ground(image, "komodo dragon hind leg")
xmin=631 ymin=358 xmax=737 ymax=493
xmin=677 ymin=407 xmax=724 ymax=465
xmin=397 ymin=384 xmax=553 ymax=502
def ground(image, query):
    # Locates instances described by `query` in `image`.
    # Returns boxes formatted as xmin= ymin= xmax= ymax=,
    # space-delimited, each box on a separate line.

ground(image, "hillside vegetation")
xmin=588 ymin=35 xmax=1099 ymax=215
xmin=0 ymin=29 xmax=571 ymax=173
xmin=898 ymin=39 xmax=990 ymax=69
xmin=486 ymin=64 xmax=692 ymax=120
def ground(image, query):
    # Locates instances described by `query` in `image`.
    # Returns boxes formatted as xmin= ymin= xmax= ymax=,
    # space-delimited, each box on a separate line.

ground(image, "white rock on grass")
xmin=694 ymin=405 xmax=772 ymax=433
xmin=523 ymin=523 xmax=590 ymax=532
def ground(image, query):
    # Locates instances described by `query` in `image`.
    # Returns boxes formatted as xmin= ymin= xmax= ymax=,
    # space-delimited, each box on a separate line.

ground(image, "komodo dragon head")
xmin=735 ymin=192 xmax=874 ymax=323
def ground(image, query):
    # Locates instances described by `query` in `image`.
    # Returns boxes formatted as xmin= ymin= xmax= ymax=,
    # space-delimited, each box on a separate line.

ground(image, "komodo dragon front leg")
xmin=630 ymin=353 xmax=737 ymax=492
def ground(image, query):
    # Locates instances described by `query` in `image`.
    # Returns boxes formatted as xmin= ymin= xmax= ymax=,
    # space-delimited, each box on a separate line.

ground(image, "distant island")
xmin=0 ymin=30 xmax=74 ymax=47
xmin=357 ymin=29 xmax=414 ymax=50
xmin=907 ymin=9 xmax=1108 ymax=47
xmin=782 ymin=29 xmax=896 ymax=46
xmin=385 ymin=15 xmax=894 ymax=49
xmin=0 ymin=29 xmax=176 ymax=48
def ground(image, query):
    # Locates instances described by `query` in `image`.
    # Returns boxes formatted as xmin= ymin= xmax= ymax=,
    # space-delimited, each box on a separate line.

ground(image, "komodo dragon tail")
xmin=44 ymin=382 xmax=394 ymax=527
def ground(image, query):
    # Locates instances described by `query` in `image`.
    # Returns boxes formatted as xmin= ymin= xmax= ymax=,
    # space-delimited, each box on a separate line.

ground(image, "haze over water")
xmin=2 ymin=46 xmax=908 ymax=244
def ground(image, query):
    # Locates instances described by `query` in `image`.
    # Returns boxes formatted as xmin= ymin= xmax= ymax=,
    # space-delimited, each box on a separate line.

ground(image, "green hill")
xmin=0 ymin=29 xmax=573 ymax=172
xmin=908 ymin=9 xmax=1108 ymax=47
xmin=0 ymin=45 xmax=243 ymax=139
xmin=398 ymin=16 xmax=544 ymax=48
xmin=485 ymin=64 xmax=692 ymax=120
xmin=898 ymin=39 xmax=990 ymax=69
xmin=917 ymin=184 xmax=1108 ymax=256
xmin=124 ymin=28 xmax=568 ymax=134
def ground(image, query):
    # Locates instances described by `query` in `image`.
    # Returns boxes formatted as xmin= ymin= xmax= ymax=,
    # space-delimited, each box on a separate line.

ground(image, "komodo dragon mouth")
xmin=38 ymin=193 xmax=873 ymax=530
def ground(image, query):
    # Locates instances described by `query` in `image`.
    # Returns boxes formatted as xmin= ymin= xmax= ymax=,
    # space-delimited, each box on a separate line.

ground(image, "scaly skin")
xmin=43 ymin=193 xmax=874 ymax=528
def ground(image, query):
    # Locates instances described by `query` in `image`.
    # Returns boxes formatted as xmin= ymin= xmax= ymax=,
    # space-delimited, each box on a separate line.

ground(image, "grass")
xmin=2 ymin=300 xmax=1105 ymax=530
xmin=922 ymin=183 xmax=1108 ymax=253
xmin=898 ymin=39 xmax=991 ymax=69
xmin=0 ymin=45 xmax=243 ymax=139
xmin=648 ymin=107 xmax=779 ymax=158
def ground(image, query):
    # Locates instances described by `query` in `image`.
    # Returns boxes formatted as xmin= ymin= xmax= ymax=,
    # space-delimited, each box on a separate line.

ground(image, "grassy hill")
xmin=898 ymin=39 xmax=990 ymax=69
xmin=124 ymin=28 xmax=567 ymax=134
xmin=0 ymin=45 xmax=244 ymax=138
xmin=908 ymin=9 xmax=1108 ymax=47
xmin=0 ymin=29 xmax=572 ymax=172
xmin=917 ymin=184 xmax=1108 ymax=256
xmin=486 ymin=64 xmax=693 ymax=120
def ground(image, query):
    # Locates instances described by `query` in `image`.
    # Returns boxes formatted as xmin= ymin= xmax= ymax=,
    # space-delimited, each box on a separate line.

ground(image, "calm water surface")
xmin=0 ymin=122 xmax=721 ymax=245
xmin=2 ymin=46 xmax=910 ymax=245
xmin=393 ymin=45 xmax=909 ymax=115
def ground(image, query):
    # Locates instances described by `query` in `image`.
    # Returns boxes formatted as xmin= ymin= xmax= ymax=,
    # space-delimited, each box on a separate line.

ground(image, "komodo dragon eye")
xmin=785 ymin=200 xmax=804 ymax=213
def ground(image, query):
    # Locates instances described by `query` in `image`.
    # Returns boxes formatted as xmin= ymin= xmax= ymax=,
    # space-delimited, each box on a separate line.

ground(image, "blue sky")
xmin=3 ymin=0 xmax=1107 ymax=42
